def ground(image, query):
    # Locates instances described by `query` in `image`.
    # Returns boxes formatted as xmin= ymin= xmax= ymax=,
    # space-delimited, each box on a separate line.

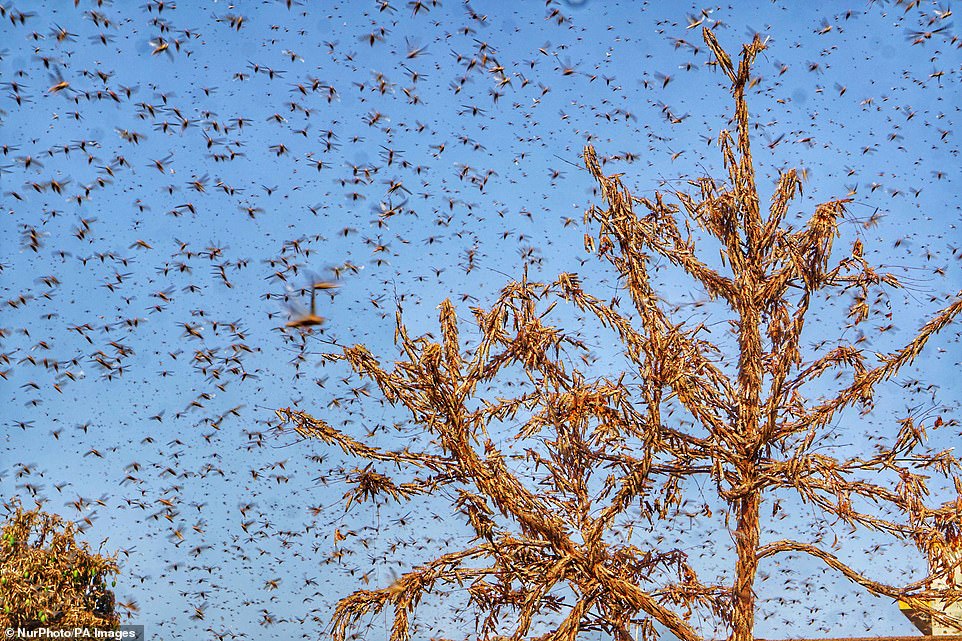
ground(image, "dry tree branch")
xmin=291 ymin=25 xmax=962 ymax=641
xmin=756 ymin=540 xmax=962 ymax=631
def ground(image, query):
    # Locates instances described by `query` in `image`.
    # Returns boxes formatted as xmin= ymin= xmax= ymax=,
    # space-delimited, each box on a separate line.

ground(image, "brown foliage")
xmin=0 ymin=498 xmax=120 ymax=630
xmin=277 ymin=28 xmax=962 ymax=641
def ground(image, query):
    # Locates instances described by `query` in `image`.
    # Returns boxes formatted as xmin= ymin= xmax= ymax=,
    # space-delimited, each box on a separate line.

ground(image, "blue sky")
xmin=2 ymin=1 xmax=961 ymax=639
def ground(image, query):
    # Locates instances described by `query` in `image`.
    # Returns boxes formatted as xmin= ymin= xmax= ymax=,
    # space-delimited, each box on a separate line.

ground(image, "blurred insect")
xmin=285 ymin=277 xmax=338 ymax=328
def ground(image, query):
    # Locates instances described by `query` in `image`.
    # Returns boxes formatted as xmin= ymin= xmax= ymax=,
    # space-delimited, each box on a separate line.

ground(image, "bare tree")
xmin=277 ymin=28 xmax=962 ymax=641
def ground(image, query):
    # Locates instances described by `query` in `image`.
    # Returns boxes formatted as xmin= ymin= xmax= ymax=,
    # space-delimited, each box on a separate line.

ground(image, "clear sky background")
xmin=2 ymin=1 xmax=961 ymax=639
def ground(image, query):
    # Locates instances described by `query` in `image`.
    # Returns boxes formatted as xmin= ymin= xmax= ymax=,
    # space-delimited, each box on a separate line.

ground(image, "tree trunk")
xmin=731 ymin=488 xmax=761 ymax=641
